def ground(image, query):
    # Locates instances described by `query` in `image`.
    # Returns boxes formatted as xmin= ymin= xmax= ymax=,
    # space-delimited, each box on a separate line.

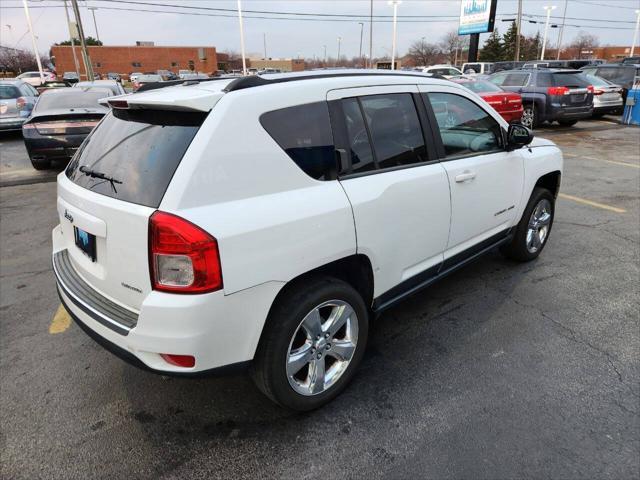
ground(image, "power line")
xmin=0 ymin=2 xmax=635 ymax=29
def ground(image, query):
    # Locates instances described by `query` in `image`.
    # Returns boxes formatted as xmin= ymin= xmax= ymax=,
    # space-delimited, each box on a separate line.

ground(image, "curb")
xmin=0 ymin=174 xmax=58 ymax=188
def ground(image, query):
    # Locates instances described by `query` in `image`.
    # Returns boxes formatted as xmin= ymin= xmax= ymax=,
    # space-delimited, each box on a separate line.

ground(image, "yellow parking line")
xmin=49 ymin=304 xmax=72 ymax=334
xmin=563 ymin=153 xmax=639 ymax=168
xmin=559 ymin=193 xmax=626 ymax=214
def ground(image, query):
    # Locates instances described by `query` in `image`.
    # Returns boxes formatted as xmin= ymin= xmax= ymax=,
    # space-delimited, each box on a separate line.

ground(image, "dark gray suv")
xmin=489 ymin=69 xmax=594 ymax=128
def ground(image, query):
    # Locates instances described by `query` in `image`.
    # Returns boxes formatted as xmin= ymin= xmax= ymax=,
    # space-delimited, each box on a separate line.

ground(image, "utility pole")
xmin=540 ymin=5 xmax=557 ymax=61
xmin=70 ymin=0 xmax=94 ymax=81
xmin=263 ymin=33 xmax=267 ymax=59
xmin=236 ymin=0 xmax=247 ymax=75
xmin=21 ymin=0 xmax=44 ymax=84
xmin=369 ymin=0 xmax=373 ymax=68
xmin=631 ymin=9 xmax=640 ymax=57
xmin=336 ymin=36 xmax=341 ymax=67
xmin=515 ymin=0 xmax=523 ymax=62
xmin=389 ymin=0 xmax=401 ymax=71
xmin=63 ymin=0 xmax=81 ymax=78
xmin=359 ymin=22 xmax=364 ymax=67
xmin=87 ymin=6 xmax=100 ymax=43
xmin=323 ymin=45 xmax=327 ymax=66
xmin=555 ymin=0 xmax=568 ymax=60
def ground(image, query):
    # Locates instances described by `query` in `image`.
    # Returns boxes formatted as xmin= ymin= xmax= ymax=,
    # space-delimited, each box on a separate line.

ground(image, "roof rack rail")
xmin=222 ymin=71 xmax=445 ymax=92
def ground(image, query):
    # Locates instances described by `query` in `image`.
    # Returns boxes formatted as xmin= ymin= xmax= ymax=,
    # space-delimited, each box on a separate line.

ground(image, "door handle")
xmin=455 ymin=171 xmax=476 ymax=183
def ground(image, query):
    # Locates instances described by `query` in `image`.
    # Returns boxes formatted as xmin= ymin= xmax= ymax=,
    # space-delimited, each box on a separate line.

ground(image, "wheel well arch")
xmin=534 ymin=170 xmax=562 ymax=198
xmin=273 ymin=254 xmax=375 ymax=311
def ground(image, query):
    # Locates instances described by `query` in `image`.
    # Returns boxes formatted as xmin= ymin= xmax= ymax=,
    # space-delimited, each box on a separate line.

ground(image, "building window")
xmin=171 ymin=62 xmax=178 ymax=67
xmin=131 ymin=62 xmax=142 ymax=68
xmin=188 ymin=60 xmax=195 ymax=71
xmin=94 ymin=62 xmax=102 ymax=68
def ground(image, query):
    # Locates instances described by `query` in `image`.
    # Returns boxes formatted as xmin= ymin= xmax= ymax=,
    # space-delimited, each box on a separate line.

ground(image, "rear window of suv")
xmin=66 ymin=109 xmax=205 ymax=207
xmin=0 ymin=85 xmax=20 ymax=99
xmin=551 ymin=72 xmax=590 ymax=88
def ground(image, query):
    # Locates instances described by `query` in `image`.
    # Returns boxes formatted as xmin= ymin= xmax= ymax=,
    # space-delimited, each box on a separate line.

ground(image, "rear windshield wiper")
xmin=79 ymin=165 xmax=122 ymax=193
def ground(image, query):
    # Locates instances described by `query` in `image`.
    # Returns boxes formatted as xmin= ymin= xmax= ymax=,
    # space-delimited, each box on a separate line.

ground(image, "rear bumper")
xmin=22 ymin=132 xmax=87 ymax=161
xmin=499 ymin=108 xmax=524 ymax=123
xmin=547 ymin=104 xmax=593 ymax=121
xmin=52 ymin=225 xmax=283 ymax=374
xmin=0 ymin=117 xmax=27 ymax=131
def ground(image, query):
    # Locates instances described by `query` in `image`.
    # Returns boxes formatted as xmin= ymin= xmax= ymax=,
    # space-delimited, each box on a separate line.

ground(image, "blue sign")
xmin=458 ymin=0 xmax=497 ymax=35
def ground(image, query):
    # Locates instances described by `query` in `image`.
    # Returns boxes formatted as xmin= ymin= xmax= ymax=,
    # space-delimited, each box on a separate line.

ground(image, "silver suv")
xmin=0 ymin=79 xmax=39 ymax=131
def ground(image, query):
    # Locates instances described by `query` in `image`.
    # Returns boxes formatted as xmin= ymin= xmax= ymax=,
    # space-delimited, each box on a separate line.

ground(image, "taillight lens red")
xmin=16 ymin=97 xmax=26 ymax=110
xmin=587 ymin=85 xmax=594 ymax=94
xmin=149 ymin=211 xmax=222 ymax=294
xmin=594 ymin=89 xmax=604 ymax=96
xmin=547 ymin=86 xmax=570 ymax=96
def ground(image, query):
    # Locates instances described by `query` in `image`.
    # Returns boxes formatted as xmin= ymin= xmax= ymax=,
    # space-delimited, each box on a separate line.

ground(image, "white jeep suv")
xmin=52 ymin=71 xmax=562 ymax=410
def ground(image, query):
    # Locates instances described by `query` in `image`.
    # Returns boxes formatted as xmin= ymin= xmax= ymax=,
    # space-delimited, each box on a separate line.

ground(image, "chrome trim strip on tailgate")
xmin=53 ymin=250 xmax=137 ymax=336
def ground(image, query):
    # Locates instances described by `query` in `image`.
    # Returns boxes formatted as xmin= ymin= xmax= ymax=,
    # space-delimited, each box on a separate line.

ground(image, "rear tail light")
xmin=23 ymin=120 xmax=99 ymax=135
xmin=547 ymin=86 xmax=570 ymax=96
xmin=149 ymin=211 xmax=223 ymax=294
xmin=594 ymin=89 xmax=604 ymax=95
xmin=587 ymin=85 xmax=594 ymax=94
xmin=161 ymin=354 xmax=195 ymax=368
xmin=16 ymin=97 xmax=27 ymax=110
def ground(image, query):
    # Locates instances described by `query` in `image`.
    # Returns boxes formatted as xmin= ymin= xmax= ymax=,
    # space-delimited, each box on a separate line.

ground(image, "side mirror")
xmin=507 ymin=123 xmax=533 ymax=150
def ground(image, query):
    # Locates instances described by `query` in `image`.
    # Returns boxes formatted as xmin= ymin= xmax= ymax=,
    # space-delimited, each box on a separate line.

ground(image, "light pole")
xmin=515 ymin=0 xmax=523 ymax=61
xmin=336 ymin=36 xmax=342 ymax=67
xmin=631 ymin=9 xmax=640 ymax=57
xmin=555 ymin=0 xmax=568 ymax=60
xmin=323 ymin=45 xmax=327 ymax=66
xmin=63 ymin=0 xmax=81 ymax=78
xmin=369 ymin=0 xmax=373 ymax=68
xmin=540 ymin=5 xmax=557 ymax=61
xmin=359 ymin=22 xmax=364 ymax=67
xmin=263 ymin=33 xmax=267 ymax=60
xmin=388 ymin=0 xmax=401 ymax=71
xmin=236 ymin=0 xmax=247 ymax=75
xmin=21 ymin=0 xmax=44 ymax=84
xmin=87 ymin=6 xmax=100 ymax=43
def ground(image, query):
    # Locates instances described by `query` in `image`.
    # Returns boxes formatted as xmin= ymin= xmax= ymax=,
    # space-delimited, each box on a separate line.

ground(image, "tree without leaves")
xmin=567 ymin=31 xmax=599 ymax=59
xmin=439 ymin=29 xmax=469 ymax=65
xmin=406 ymin=39 xmax=442 ymax=67
xmin=0 ymin=46 xmax=48 ymax=74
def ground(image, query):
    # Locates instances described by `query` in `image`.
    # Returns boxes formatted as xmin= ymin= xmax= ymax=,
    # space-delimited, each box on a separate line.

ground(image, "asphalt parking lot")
xmin=1 ymin=119 xmax=639 ymax=479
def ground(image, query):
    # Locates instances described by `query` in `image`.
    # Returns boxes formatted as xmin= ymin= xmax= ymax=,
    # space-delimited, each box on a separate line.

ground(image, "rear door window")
xmin=341 ymin=97 xmax=376 ymax=174
xmin=66 ymin=109 xmax=205 ymax=207
xmin=358 ymin=93 xmax=428 ymax=169
xmin=260 ymin=101 xmax=336 ymax=180
xmin=502 ymin=73 xmax=530 ymax=87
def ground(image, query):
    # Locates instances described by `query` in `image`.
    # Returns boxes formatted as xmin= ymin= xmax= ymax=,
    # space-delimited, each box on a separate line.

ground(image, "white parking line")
xmin=563 ymin=153 xmax=639 ymax=169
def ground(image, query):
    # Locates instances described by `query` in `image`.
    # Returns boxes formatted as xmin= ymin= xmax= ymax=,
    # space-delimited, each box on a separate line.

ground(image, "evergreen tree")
xmin=479 ymin=29 xmax=503 ymax=61
xmin=502 ymin=22 xmax=519 ymax=61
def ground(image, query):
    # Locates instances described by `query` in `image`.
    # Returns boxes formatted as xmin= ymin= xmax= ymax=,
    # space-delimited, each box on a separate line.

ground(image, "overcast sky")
xmin=1 ymin=0 xmax=639 ymax=59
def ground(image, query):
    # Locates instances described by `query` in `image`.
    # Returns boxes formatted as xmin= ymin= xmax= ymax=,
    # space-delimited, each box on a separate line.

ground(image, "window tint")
xmin=260 ymin=101 xmax=336 ymax=180
xmin=341 ymin=98 xmax=375 ymax=174
xmin=19 ymin=84 xmax=33 ymax=97
xmin=0 ymin=85 xmax=20 ymax=99
xmin=501 ymin=73 xmax=530 ymax=87
xmin=490 ymin=73 xmax=508 ymax=86
xmin=426 ymin=93 xmax=502 ymax=158
xmin=536 ymin=72 xmax=553 ymax=87
xmin=552 ymin=72 xmax=590 ymax=88
xmin=35 ymin=91 xmax=107 ymax=111
xmin=359 ymin=93 xmax=427 ymax=169
xmin=66 ymin=109 xmax=205 ymax=208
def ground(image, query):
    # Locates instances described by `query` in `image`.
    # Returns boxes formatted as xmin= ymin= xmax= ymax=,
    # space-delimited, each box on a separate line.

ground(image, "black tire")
xmin=251 ymin=275 xmax=369 ymax=411
xmin=521 ymin=104 xmax=538 ymax=129
xmin=30 ymin=158 xmax=52 ymax=170
xmin=501 ymin=187 xmax=555 ymax=262
xmin=592 ymin=112 xmax=605 ymax=119
xmin=558 ymin=119 xmax=578 ymax=126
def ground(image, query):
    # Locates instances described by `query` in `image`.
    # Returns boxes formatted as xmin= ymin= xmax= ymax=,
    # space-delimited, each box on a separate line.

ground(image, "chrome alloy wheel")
xmin=526 ymin=198 xmax=552 ymax=253
xmin=286 ymin=300 xmax=358 ymax=396
xmin=521 ymin=106 xmax=535 ymax=129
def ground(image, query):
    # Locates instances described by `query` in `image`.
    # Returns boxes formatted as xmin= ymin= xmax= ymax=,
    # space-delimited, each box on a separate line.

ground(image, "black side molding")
xmin=372 ymin=229 xmax=512 ymax=313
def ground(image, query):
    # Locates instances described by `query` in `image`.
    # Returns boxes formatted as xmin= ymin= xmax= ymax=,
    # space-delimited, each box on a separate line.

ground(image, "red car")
xmin=452 ymin=78 xmax=524 ymax=123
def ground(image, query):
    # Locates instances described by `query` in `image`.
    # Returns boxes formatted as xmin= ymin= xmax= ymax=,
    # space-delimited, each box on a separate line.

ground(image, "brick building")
xmin=51 ymin=44 xmax=220 ymax=79
xmin=248 ymin=58 xmax=305 ymax=72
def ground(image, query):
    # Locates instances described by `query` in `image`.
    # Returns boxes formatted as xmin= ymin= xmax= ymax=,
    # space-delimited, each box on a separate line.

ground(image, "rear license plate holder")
xmin=74 ymin=226 xmax=97 ymax=262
